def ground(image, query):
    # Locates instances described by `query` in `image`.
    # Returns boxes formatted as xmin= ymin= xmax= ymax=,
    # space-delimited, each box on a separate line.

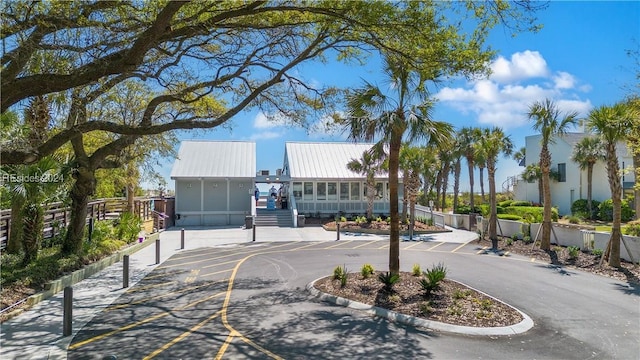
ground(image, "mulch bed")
xmin=314 ymin=272 xmax=523 ymax=328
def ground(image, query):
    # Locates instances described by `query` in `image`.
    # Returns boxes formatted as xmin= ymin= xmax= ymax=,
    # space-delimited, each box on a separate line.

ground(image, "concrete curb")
xmin=16 ymin=233 xmax=161 ymax=311
xmin=321 ymin=224 xmax=452 ymax=235
xmin=306 ymin=278 xmax=534 ymax=336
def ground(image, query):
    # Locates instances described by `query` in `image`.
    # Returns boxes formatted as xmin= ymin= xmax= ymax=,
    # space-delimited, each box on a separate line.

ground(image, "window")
xmin=340 ymin=183 xmax=349 ymax=200
xmin=303 ymin=182 xmax=313 ymax=200
xmin=327 ymin=182 xmax=337 ymax=200
xmin=350 ymin=182 xmax=360 ymax=200
xmin=316 ymin=182 xmax=326 ymax=200
xmin=293 ymin=182 xmax=302 ymax=201
xmin=558 ymin=163 xmax=566 ymax=182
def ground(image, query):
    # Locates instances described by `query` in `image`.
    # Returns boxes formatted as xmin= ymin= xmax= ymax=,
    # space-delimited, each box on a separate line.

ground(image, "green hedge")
xmin=510 ymin=200 xmax=532 ymax=207
xmin=498 ymin=200 xmax=514 ymax=207
xmin=571 ymin=199 xmax=601 ymax=219
xmin=504 ymin=206 xmax=558 ymax=222
xmin=598 ymin=199 xmax=635 ymax=222
xmin=497 ymin=214 xmax=523 ymax=221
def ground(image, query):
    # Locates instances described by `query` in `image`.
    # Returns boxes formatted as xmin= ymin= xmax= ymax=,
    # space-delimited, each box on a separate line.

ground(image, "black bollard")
xmin=252 ymin=224 xmax=256 ymax=242
xmin=123 ymin=255 xmax=129 ymax=288
xmin=336 ymin=222 xmax=340 ymax=241
xmin=155 ymin=239 xmax=160 ymax=264
xmin=63 ymin=286 xmax=72 ymax=336
xmin=180 ymin=228 xmax=185 ymax=249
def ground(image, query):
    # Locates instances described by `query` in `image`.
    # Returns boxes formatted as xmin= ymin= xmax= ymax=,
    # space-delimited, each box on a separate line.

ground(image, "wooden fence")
xmin=0 ymin=197 xmax=167 ymax=251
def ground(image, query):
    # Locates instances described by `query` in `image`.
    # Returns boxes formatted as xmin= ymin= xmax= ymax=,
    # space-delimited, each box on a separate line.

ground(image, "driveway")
xmin=66 ymin=239 xmax=639 ymax=359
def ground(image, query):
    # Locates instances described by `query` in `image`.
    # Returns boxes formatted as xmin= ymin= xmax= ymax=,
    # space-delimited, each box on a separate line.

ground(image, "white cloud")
xmin=552 ymin=71 xmax=576 ymax=89
xmin=436 ymin=51 xmax=593 ymax=129
xmin=489 ymin=50 xmax=549 ymax=83
xmin=253 ymin=111 xmax=290 ymax=129
xmin=250 ymin=130 xmax=282 ymax=140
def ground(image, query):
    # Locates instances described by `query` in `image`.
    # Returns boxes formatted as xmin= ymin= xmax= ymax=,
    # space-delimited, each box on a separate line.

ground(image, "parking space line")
xmin=324 ymin=240 xmax=354 ymax=249
xmin=106 ymin=280 xmax=227 ymax=311
xmin=477 ymin=246 xmax=488 ymax=254
xmin=450 ymin=243 xmax=468 ymax=253
xmin=199 ymin=268 xmax=234 ymax=278
xmin=126 ymin=281 xmax=177 ymax=293
xmin=426 ymin=242 xmax=445 ymax=251
xmin=402 ymin=242 xmax=424 ymax=250
xmin=352 ymin=240 xmax=380 ymax=249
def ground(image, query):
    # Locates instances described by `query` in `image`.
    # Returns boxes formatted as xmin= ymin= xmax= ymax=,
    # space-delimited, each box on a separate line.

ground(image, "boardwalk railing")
xmin=0 ymin=197 xmax=159 ymax=251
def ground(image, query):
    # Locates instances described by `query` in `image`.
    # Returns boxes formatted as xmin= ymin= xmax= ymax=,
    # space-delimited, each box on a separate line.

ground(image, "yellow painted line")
xmin=450 ymin=243 xmax=468 ymax=253
xmin=142 ymin=271 xmax=184 ymax=280
xmin=106 ymin=280 xmax=227 ymax=311
xmin=164 ymin=247 xmax=239 ymax=263
xmin=69 ymin=291 xmax=225 ymax=350
xmin=199 ymin=268 xmax=234 ymax=278
xmin=126 ymin=281 xmax=177 ymax=293
xmin=156 ymin=242 xmax=294 ymax=270
xmin=201 ymin=259 xmax=244 ymax=269
xmin=324 ymin=240 xmax=354 ymax=249
xmin=476 ymin=246 xmax=488 ymax=254
xmin=402 ymin=241 xmax=423 ymax=250
xmin=426 ymin=242 xmax=445 ymax=251
xmin=143 ymin=310 xmax=223 ymax=360
xmin=288 ymin=242 xmax=323 ymax=251
xmin=215 ymin=330 xmax=240 ymax=360
xmin=377 ymin=243 xmax=390 ymax=249
xmin=352 ymin=240 xmax=379 ymax=249
xmin=238 ymin=333 xmax=284 ymax=359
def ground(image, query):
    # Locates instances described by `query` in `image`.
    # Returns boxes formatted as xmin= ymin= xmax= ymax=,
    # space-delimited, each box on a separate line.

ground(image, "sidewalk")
xmin=0 ymin=225 xmax=476 ymax=359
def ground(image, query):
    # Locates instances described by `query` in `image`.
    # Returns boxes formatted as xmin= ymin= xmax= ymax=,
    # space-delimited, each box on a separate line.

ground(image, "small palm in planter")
xmin=420 ymin=263 xmax=447 ymax=297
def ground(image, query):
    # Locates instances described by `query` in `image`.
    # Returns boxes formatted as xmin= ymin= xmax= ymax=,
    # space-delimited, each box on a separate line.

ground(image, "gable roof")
xmin=170 ymin=141 xmax=256 ymax=178
xmin=285 ymin=142 xmax=381 ymax=179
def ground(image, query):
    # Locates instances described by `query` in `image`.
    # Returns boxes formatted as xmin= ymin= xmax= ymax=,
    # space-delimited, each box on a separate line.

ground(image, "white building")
xmin=283 ymin=142 xmax=402 ymax=216
xmin=170 ymin=141 xmax=256 ymax=226
xmin=513 ymin=133 xmax=635 ymax=215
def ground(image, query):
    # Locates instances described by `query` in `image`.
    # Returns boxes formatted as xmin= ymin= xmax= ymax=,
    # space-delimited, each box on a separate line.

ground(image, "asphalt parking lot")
xmin=64 ymin=239 xmax=639 ymax=360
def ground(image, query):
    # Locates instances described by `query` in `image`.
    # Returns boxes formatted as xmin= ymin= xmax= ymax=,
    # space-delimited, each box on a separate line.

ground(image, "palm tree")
xmin=347 ymin=149 xmax=382 ymax=219
xmin=451 ymin=138 xmax=463 ymax=211
xmin=513 ymin=147 xmax=526 ymax=166
xmin=474 ymin=142 xmax=488 ymax=203
xmin=588 ymin=103 xmax=633 ymax=268
xmin=478 ymin=127 xmax=513 ymax=249
xmin=571 ymin=136 xmax=605 ymax=219
xmin=625 ymin=96 xmax=640 ymax=220
xmin=521 ymin=163 xmax=543 ymax=204
xmin=400 ymin=145 xmax=431 ymax=237
xmin=436 ymin=142 xmax=454 ymax=211
xmin=528 ymin=99 xmax=578 ymax=250
xmin=459 ymin=127 xmax=481 ymax=211
xmin=342 ymin=55 xmax=452 ymax=275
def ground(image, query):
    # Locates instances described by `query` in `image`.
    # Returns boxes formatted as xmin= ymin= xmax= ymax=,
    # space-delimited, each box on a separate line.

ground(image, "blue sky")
xmin=154 ymin=1 xmax=639 ymax=192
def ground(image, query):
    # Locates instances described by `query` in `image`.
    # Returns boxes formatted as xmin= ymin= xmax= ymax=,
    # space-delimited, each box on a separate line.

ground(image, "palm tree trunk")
xmin=62 ymin=166 xmax=96 ymax=255
xmin=21 ymin=203 xmax=44 ymax=265
xmin=479 ymin=167 xmax=486 ymax=202
xmin=468 ymin=161 xmax=475 ymax=210
xmin=453 ymin=159 xmax=461 ymax=211
xmin=606 ymin=144 xmax=622 ymax=267
xmin=388 ymin=131 xmax=402 ymax=275
xmin=367 ymin=176 xmax=375 ymax=219
xmin=488 ymin=166 xmax=498 ymax=250
xmin=587 ymin=164 xmax=594 ymax=219
xmin=7 ymin=195 xmax=25 ymax=254
xmin=401 ymin=171 xmax=408 ymax=222
xmin=434 ymin=169 xmax=442 ymax=211
xmin=633 ymin=153 xmax=640 ymax=220
xmin=540 ymin=147 xmax=552 ymax=250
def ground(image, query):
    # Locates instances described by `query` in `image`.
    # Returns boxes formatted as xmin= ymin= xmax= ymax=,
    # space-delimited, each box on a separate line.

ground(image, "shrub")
xmin=355 ymin=216 xmax=368 ymax=224
xmin=591 ymin=248 xmax=604 ymax=257
xmin=339 ymin=266 xmax=349 ymax=287
xmin=522 ymin=235 xmax=533 ymax=244
xmin=498 ymin=200 xmax=514 ymax=207
xmin=115 ymin=212 xmax=142 ymax=243
xmin=625 ymin=220 xmax=640 ymax=237
xmin=455 ymin=205 xmax=482 ymax=214
xmin=333 ymin=265 xmax=345 ymax=280
xmin=412 ymin=263 xmax=422 ymax=276
xmin=361 ymin=263 xmax=374 ymax=278
xmin=498 ymin=214 xmax=523 ymax=221
xmin=452 ymin=289 xmax=471 ymax=299
xmin=377 ymin=272 xmax=400 ymax=293
xmin=421 ymin=263 xmax=447 ymax=297
xmin=598 ymin=199 xmax=635 ymax=222
xmin=566 ymin=215 xmax=581 ymax=224
xmin=496 ymin=206 xmax=505 ymax=214
xmin=504 ymin=206 xmax=558 ymax=222
xmin=571 ymin=199 xmax=601 ymax=219
xmin=505 ymin=238 xmax=513 ymax=246
xmin=510 ymin=200 xmax=532 ymax=207
xmin=419 ymin=301 xmax=433 ymax=315
xmin=567 ymin=246 xmax=580 ymax=260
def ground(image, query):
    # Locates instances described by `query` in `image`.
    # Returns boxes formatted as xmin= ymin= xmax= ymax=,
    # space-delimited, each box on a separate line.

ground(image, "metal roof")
xmin=170 ymin=141 xmax=256 ymax=178
xmin=285 ymin=142 xmax=383 ymax=179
